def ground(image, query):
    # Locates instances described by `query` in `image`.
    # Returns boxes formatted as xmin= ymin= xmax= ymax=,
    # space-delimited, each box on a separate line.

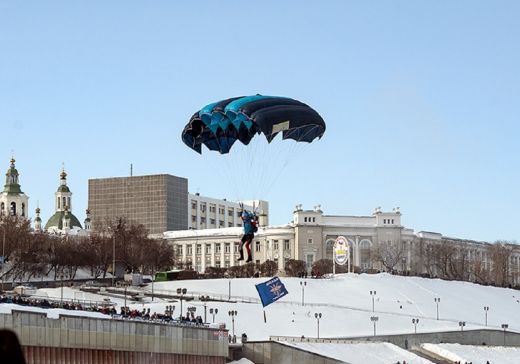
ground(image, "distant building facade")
xmin=88 ymin=174 xmax=188 ymax=234
xmin=188 ymin=193 xmax=268 ymax=230
xmin=163 ymin=205 xmax=520 ymax=285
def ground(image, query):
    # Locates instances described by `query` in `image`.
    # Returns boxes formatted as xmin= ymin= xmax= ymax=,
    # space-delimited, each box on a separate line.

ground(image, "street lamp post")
xmin=412 ymin=318 xmax=419 ymax=334
xmin=300 ymin=281 xmax=307 ymax=306
xmin=60 ymin=273 xmax=64 ymax=305
xmin=370 ymin=316 xmax=379 ymax=336
xmin=370 ymin=291 xmax=377 ymax=312
xmin=203 ymin=302 xmax=207 ymax=323
xmin=112 ymin=233 xmax=116 ymax=287
xmin=228 ymin=310 xmax=238 ymax=338
xmin=314 ymin=313 xmax=322 ymax=339
xmin=502 ymin=324 xmax=508 ymax=346
xmin=228 ymin=278 xmax=231 ymax=301
xmin=210 ymin=308 xmax=218 ymax=323
xmin=484 ymin=306 xmax=489 ymax=326
xmin=177 ymin=288 xmax=187 ymax=319
xmin=434 ymin=297 xmax=441 ymax=320
xmin=459 ymin=321 xmax=466 ymax=332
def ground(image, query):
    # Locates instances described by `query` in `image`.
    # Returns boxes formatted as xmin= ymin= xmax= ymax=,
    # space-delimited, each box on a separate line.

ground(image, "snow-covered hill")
xmin=27 ymin=273 xmax=519 ymax=342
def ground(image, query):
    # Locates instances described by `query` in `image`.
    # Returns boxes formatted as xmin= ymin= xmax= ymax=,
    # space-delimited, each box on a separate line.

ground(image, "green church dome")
xmin=45 ymin=211 xmax=83 ymax=230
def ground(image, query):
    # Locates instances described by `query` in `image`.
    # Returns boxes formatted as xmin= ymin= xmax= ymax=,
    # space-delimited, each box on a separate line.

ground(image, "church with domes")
xmin=1 ymin=158 xmax=91 ymax=235
xmin=0 ymin=158 xmax=29 ymax=218
xmin=42 ymin=167 xmax=91 ymax=235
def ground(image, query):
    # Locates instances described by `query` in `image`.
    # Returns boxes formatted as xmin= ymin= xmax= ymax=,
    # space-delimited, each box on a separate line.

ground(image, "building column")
xmin=220 ymin=243 xmax=225 ymax=268
xmin=354 ymin=236 xmax=360 ymax=267
xmin=230 ymin=240 xmax=235 ymax=266
xmin=182 ymin=243 xmax=187 ymax=264
xmin=201 ymin=243 xmax=206 ymax=273
xmin=191 ymin=244 xmax=196 ymax=270
xmin=211 ymin=242 xmax=215 ymax=267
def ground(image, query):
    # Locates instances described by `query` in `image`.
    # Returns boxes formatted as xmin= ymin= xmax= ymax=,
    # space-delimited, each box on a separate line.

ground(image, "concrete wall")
xmin=242 ymin=341 xmax=343 ymax=364
xmin=0 ymin=310 xmax=228 ymax=361
xmin=272 ymin=328 xmax=520 ymax=349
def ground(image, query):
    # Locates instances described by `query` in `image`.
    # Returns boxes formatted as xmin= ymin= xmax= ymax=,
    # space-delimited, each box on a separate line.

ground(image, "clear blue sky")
xmin=1 ymin=1 xmax=518 ymax=242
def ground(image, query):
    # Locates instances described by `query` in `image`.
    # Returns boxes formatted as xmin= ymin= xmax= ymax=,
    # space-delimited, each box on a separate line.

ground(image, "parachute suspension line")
xmin=256 ymin=139 xmax=305 ymax=200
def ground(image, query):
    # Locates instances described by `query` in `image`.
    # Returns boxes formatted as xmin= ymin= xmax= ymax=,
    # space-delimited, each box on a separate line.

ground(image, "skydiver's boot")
xmin=246 ymin=256 xmax=252 ymax=263
xmin=237 ymin=249 xmax=244 ymax=261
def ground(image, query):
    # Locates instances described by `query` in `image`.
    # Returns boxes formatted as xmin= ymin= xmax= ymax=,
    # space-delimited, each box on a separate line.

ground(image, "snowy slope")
xmin=422 ymin=343 xmax=520 ymax=364
xmin=27 ymin=273 xmax=519 ymax=342
xmin=285 ymin=342 xmax=433 ymax=364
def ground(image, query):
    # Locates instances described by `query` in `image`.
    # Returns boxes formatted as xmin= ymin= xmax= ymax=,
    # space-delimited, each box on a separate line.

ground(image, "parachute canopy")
xmin=182 ymin=95 xmax=326 ymax=154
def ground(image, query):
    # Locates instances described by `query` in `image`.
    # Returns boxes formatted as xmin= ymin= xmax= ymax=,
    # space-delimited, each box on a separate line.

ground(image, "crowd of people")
xmin=0 ymin=294 xmax=117 ymax=315
xmin=0 ymin=294 xmax=209 ymax=327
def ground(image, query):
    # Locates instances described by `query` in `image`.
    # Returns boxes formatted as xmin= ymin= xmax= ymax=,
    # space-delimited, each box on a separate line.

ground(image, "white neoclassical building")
xmin=163 ymin=205 xmax=520 ymax=284
xmin=163 ymin=205 xmax=412 ymax=273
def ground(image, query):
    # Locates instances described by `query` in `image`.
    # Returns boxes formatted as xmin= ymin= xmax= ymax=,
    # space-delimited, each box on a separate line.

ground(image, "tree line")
xmin=0 ymin=215 xmax=174 ymax=284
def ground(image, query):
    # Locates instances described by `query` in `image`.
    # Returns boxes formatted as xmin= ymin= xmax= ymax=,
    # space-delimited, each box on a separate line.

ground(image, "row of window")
xmin=0 ymin=202 xmax=25 ymax=217
xmin=383 ymin=218 xmax=395 ymax=224
xmin=177 ymin=240 xmax=291 ymax=255
xmin=303 ymin=217 xmax=316 ymax=223
xmin=191 ymin=202 xmax=241 ymax=218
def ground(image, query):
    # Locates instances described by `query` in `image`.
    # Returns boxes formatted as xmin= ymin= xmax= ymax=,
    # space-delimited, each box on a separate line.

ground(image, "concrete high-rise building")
xmin=88 ymin=174 xmax=188 ymax=234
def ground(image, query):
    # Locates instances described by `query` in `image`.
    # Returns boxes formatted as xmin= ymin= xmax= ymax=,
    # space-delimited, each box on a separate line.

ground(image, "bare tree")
xmin=488 ymin=241 xmax=513 ymax=287
xmin=284 ymin=259 xmax=306 ymax=277
xmin=372 ymin=241 xmax=404 ymax=272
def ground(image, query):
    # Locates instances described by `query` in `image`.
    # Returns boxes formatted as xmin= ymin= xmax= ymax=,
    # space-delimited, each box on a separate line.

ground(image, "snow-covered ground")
xmin=1 ymin=273 xmax=518 ymax=363
xmin=422 ymin=343 xmax=520 ymax=364
xmin=285 ymin=342 xmax=433 ymax=364
xmin=24 ymin=273 xmax=519 ymax=341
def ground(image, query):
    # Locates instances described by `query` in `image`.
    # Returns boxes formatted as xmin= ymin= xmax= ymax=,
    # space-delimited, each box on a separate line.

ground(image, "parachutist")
xmin=238 ymin=209 xmax=257 ymax=263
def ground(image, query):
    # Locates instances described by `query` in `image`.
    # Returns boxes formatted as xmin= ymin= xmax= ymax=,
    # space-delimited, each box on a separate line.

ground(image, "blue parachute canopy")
xmin=182 ymin=95 xmax=326 ymax=154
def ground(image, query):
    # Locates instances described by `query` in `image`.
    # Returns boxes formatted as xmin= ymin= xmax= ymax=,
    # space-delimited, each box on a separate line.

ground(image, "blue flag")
xmin=255 ymin=277 xmax=289 ymax=307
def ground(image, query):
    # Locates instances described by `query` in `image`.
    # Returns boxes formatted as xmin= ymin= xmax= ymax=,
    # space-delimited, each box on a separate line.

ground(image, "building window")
xmin=308 ymin=238 xmax=313 ymax=244
xmin=284 ymin=240 xmax=290 ymax=250
xmin=191 ymin=201 xmax=197 ymax=209
xmin=391 ymin=219 xmax=394 ymax=224
xmin=237 ymin=211 xmax=241 ymax=218
xmin=273 ymin=240 xmax=279 ymax=251
xmin=209 ymin=205 xmax=216 ymax=213
xmin=219 ymin=207 xmax=225 ymax=214
xmin=255 ymin=241 xmax=261 ymax=252
xmin=216 ymin=261 xmax=221 ymax=268
xmin=228 ymin=222 xmax=233 ymax=227
xmin=228 ymin=209 xmax=233 ymax=217
xmin=177 ymin=245 xmax=183 ymax=256
xmin=304 ymin=217 xmax=308 ymax=222
xmin=210 ymin=218 xmax=216 ymax=225
xmin=205 ymin=244 xmax=211 ymax=254
xmin=234 ymin=243 xmax=239 ymax=252
xmin=215 ymin=243 xmax=221 ymax=253
xmin=201 ymin=217 xmax=206 ymax=224
xmin=225 ymin=243 xmax=230 ymax=253
xmin=219 ymin=220 xmax=224 ymax=227
xmin=256 ymin=260 xmax=260 ymax=264
xmin=274 ymin=258 xmax=279 ymax=267
xmin=200 ymin=204 xmax=206 ymax=212
xmin=191 ymin=215 xmax=196 ymax=222
xmin=312 ymin=217 xmax=316 ymax=222
xmin=187 ymin=245 xmax=193 ymax=255
xmin=196 ymin=244 xmax=201 ymax=255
